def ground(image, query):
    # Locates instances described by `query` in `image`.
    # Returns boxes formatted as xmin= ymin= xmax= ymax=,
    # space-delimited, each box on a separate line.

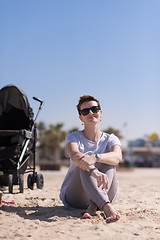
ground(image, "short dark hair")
xmin=77 ymin=95 xmax=101 ymax=115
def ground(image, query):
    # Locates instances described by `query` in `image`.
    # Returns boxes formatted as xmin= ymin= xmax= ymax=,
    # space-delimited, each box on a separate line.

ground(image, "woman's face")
xmin=79 ymin=100 xmax=102 ymax=125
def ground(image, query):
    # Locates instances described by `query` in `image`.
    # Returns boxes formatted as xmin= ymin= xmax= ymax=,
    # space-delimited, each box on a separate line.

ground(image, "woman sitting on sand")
xmin=60 ymin=95 xmax=122 ymax=222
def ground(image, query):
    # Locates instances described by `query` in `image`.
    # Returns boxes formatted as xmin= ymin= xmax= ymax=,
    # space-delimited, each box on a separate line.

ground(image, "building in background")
xmin=122 ymin=139 xmax=160 ymax=168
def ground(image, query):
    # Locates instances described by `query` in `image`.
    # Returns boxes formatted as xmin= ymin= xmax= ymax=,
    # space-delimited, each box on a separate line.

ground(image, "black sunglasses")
xmin=80 ymin=106 xmax=101 ymax=116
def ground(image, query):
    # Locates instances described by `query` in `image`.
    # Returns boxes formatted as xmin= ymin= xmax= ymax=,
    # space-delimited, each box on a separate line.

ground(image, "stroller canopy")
xmin=0 ymin=85 xmax=33 ymax=130
xmin=0 ymin=85 xmax=30 ymax=117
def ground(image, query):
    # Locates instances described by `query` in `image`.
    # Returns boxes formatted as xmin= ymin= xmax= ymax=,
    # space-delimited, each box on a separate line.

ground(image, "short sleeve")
xmin=65 ymin=132 xmax=79 ymax=144
xmin=108 ymin=134 xmax=121 ymax=151
xmin=65 ymin=132 xmax=79 ymax=158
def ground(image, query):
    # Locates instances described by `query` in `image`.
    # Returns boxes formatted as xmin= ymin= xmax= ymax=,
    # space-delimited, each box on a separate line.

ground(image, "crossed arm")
xmin=66 ymin=142 xmax=122 ymax=189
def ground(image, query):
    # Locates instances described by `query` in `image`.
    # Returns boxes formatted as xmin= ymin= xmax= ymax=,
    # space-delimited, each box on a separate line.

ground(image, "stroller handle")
xmin=33 ymin=97 xmax=44 ymax=122
xmin=33 ymin=97 xmax=43 ymax=104
xmin=33 ymin=97 xmax=44 ymax=110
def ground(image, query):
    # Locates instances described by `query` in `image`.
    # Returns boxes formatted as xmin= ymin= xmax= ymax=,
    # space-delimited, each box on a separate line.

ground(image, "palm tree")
xmin=37 ymin=122 xmax=66 ymax=166
xmin=103 ymin=127 xmax=123 ymax=139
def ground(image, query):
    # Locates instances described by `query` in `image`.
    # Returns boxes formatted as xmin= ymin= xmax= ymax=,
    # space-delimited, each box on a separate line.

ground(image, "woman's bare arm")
xmin=97 ymin=145 xmax=122 ymax=165
xmin=66 ymin=142 xmax=109 ymax=189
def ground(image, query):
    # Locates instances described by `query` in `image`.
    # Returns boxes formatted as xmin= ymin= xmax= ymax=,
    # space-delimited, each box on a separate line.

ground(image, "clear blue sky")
xmin=0 ymin=0 xmax=160 ymax=142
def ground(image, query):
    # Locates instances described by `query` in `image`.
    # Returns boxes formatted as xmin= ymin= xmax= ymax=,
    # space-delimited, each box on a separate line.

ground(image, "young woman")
xmin=60 ymin=95 xmax=122 ymax=222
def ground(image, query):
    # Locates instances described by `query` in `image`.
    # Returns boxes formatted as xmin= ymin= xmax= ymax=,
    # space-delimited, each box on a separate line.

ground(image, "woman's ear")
xmin=79 ymin=114 xmax=83 ymax=122
xmin=100 ymin=109 xmax=102 ymax=118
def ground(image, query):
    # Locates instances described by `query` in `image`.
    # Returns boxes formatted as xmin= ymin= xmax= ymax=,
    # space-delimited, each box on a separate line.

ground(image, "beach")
xmin=0 ymin=167 xmax=160 ymax=240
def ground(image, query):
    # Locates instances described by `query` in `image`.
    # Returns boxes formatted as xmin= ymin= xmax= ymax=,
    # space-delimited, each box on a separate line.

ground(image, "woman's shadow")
xmin=1 ymin=204 xmax=83 ymax=222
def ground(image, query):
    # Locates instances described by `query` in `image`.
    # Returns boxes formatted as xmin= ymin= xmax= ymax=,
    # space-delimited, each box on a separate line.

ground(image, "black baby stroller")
xmin=0 ymin=84 xmax=44 ymax=193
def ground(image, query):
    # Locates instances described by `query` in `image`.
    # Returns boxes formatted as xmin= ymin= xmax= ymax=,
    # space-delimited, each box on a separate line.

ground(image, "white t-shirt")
xmin=59 ymin=131 xmax=121 ymax=208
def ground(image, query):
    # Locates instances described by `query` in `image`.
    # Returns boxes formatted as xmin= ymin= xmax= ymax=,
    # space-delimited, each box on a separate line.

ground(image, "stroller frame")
xmin=0 ymin=85 xmax=44 ymax=193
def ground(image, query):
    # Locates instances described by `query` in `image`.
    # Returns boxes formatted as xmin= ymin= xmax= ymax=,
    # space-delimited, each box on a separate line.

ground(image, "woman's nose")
xmin=88 ymin=109 xmax=93 ymax=114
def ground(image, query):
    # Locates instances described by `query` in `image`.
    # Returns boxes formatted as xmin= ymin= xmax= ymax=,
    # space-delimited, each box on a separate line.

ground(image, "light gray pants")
xmin=65 ymin=163 xmax=119 ymax=210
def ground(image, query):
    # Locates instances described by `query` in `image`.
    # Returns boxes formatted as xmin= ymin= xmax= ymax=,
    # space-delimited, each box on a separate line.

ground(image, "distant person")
xmin=60 ymin=95 xmax=122 ymax=222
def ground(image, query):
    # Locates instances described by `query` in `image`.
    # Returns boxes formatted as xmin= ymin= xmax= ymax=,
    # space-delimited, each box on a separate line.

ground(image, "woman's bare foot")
xmin=83 ymin=203 xmax=97 ymax=219
xmin=102 ymin=202 xmax=120 ymax=222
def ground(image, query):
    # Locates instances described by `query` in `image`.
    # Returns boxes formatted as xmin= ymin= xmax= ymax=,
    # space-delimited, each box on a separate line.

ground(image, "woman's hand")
xmin=77 ymin=155 xmax=96 ymax=170
xmin=66 ymin=142 xmax=96 ymax=170
xmin=91 ymin=169 xmax=108 ymax=189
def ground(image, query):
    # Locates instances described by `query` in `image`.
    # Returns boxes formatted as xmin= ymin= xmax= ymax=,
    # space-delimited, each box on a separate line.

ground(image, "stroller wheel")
xmin=36 ymin=173 xmax=44 ymax=189
xmin=27 ymin=174 xmax=34 ymax=190
xmin=19 ymin=174 xmax=24 ymax=193
xmin=8 ymin=174 xmax=13 ymax=194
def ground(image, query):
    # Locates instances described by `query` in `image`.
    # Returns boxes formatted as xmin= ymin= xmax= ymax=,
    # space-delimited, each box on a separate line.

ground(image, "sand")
xmin=0 ymin=167 xmax=160 ymax=240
